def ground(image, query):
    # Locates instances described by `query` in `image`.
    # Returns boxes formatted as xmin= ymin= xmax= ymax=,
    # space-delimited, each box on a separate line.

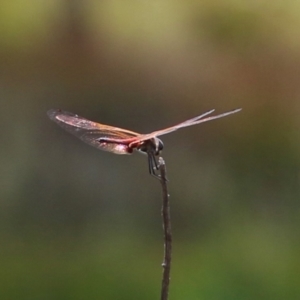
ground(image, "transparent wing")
xmin=47 ymin=109 xmax=140 ymax=152
xmin=131 ymin=108 xmax=242 ymax=143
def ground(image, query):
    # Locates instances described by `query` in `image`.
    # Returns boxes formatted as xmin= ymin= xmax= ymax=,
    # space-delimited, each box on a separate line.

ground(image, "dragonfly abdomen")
xmin=98 ymin=140 xmax=133 ymax=155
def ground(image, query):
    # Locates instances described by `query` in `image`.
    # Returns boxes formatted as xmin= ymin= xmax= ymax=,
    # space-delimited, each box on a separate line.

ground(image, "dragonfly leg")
xmin=148 ymin=152 xmax=161 ymax=179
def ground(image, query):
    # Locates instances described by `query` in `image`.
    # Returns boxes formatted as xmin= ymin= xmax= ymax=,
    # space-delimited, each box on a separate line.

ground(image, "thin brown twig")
xmin=158 ymin=157 xmax=172 ymax=300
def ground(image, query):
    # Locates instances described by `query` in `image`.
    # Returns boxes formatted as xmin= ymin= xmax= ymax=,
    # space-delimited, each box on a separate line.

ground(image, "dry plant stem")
xmin=158 ymin=157 xmax=172 ymax=300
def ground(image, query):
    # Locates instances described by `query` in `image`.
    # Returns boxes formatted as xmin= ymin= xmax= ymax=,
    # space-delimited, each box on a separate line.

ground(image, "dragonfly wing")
xmin=132 ymin=108 xmax=242 ymax=143
xmin=47 ymin=109 xmax=140 ymax=154
xmin=47 ymin=109 xmax=139 ymax=135
xmin=174 ymin=109 xmax=215 ymax=126
xmin=179 ymin=108 xmax=242 ymax=128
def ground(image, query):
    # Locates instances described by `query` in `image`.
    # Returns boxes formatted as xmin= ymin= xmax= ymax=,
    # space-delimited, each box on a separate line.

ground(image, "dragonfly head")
xmin=138 ymin=137 xmax=164 ymax=156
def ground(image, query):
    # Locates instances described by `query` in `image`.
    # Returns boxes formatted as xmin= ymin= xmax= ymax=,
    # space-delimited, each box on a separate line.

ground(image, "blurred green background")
xmin=1 ymin=1 xmax=300 ymax=299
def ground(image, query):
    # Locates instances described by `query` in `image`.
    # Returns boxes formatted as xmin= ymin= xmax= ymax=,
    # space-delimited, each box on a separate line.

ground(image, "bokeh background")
xmin=1 ymin=1 xmax=300 ymax=299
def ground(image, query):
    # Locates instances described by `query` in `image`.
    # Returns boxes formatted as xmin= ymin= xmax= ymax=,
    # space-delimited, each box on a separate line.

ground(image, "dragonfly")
xmin=47 ymin=108 xmax=241 ymax=177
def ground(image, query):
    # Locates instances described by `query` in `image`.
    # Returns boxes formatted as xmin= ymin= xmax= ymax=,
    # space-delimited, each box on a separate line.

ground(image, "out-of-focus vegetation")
xmin=1 ymin=1 xmax=300 ymax=299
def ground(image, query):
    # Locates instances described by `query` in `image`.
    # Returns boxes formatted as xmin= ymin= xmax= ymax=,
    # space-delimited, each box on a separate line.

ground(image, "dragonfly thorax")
xmin=137 ymin=137 xmax=164 ymax=156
